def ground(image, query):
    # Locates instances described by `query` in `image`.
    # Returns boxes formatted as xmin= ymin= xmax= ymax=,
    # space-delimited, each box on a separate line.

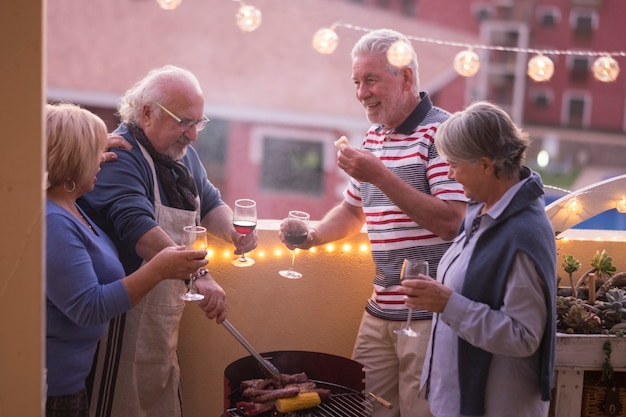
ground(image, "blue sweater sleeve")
xmin=46 ymin=206 xmax=132 ymax=326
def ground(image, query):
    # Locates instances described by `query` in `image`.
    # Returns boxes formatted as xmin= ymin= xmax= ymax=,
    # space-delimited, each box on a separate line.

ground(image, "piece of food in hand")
xmin=274 ymin=392 xmax=321 ymax=413
xmin=334 ymin=135 xmax=349 ymax=148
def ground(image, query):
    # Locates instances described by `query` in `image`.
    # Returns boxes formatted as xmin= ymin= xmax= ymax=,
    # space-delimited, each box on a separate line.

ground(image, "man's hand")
xmin=278 ymin=220 xmax=316 ymax=250
xmin=337 ymin=145 xmax=386 ymax=184
xmin=233 ymin=229 xmax=258 ymax=255
xmin=194 ymin=273 xmax=227 ymax=323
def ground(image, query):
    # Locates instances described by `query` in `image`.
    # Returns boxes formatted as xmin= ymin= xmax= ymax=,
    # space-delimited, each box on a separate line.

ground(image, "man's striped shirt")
xmin=343 ymin=93 xmax=467 ymax=321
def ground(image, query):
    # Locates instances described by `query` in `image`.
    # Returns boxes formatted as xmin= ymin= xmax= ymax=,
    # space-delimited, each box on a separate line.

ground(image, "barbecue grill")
xmin=223 ymin=351 xmax=375 ymax=417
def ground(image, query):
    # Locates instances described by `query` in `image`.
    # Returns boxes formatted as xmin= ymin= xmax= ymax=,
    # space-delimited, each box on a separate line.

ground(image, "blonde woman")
xmin=45 ymin=103 xmax=208 ymax=417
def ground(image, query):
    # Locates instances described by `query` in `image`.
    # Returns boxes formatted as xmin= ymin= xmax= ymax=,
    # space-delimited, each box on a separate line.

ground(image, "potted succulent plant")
xmin=557 ymin=250 xmax=626 ymax=335
xmin=553 ymin=250 xmax=626 ymax=417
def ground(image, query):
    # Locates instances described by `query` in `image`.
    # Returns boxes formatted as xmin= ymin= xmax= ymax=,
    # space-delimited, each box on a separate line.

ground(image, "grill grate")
xmin=226 ymin=380 xmax=373 ymax=417
xmin=226 ymin=392 xmax=373 ymax=417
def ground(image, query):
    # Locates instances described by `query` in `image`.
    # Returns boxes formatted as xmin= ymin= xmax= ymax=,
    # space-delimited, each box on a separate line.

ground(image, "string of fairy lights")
xmin=154 ymin=0 xmax=624 ymax=83
xmin=153 ymin=0 xmax=626 ymax=250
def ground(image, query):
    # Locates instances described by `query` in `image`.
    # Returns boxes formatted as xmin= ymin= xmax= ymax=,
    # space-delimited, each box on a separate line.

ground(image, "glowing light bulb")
xmin=593 ymin=55 xmax=620 ymax=82
xmin=566 ymin=198 xmax=582 ymax=215
xmin=536 ymin=149 xmax=550 ymax=168
xmin=312 ymin=27 xmax=339 ymax=54
xmin=617 ymin=197 xmax=626 ymax=213
xmin=453 ymin=49 xmax=480 ymax=77
xmin=527 ymin=54 xmax=554 ymax=82
xmin=156 ymin=0 xmax=182 ymax=10
xmin=236 ymin=4 xmax=261 ymax=32
xmin=387 ymin=40 xmax=413 ymax=68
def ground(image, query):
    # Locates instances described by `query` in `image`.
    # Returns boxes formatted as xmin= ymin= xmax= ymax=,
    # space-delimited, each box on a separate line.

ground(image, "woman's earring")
xmin=63 ymin=180 xmax=76 ymax=193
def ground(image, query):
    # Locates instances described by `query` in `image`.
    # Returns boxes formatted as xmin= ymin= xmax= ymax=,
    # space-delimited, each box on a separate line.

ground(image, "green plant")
xmin=575 ymin=249 xmax=617 ymax=295
xmin=561 ymin=303 xmax=603 ymax=334
xmin=597 ymin=288 xmax=626 ymax=328
xmin=562 ymin=254 xmax=581 ymax=297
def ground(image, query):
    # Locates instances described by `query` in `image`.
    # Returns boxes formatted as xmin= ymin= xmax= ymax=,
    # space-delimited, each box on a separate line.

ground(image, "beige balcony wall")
xmin=0 ymin=1 xmax=45 ymax=417
xmin=179 ymin=222 xmax=374 ymax=416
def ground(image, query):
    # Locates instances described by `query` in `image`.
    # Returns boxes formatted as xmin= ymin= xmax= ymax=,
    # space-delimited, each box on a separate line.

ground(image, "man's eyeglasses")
xmin=155 ymin=102 xmax=210 ymax=132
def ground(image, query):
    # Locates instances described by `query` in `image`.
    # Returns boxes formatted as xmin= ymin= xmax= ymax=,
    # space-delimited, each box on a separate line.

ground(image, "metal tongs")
xmin=222 ymin=319 xmax=282 ymax=379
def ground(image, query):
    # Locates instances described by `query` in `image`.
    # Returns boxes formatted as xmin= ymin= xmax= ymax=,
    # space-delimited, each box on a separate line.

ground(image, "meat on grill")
xmin=242 ymin=386 xmax=300 ymax=402
xmin=236 ymin=372 xmax=331 ymax=416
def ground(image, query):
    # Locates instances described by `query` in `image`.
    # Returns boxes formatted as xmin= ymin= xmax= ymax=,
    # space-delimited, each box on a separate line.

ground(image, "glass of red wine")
xmin=279 ymin=210 xmax=310 ymax=279
xmin=232 ymin=199 xmax=257 ymax=267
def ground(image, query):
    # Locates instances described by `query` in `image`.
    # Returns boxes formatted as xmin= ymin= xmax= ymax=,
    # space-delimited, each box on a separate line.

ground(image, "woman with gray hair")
xmin=399 ymin=101 xmax=556 ymax=416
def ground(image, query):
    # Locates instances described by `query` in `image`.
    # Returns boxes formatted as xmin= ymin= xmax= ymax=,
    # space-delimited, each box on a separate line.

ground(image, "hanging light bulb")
xmin=453 ymin=49 xmax=480 ymax=77
xmin=592 ymin=55 xmax=620 ymax=82
xmin=387 ymin=40 xmax=413 ymax=68
xmin=616 ymin=196 xmax=626 ymax=213
xmin=527 ymin=54 xmax=554 ymax=82
xmin=312 ymin=27 xmax=339 ymax=54
xmin=236 ymin=3 xmax=262 ymax=32
xmin=156 ymin=0 xmax=182 ymax=10
xmin=566 ymin=197 xmax=582 ymax=215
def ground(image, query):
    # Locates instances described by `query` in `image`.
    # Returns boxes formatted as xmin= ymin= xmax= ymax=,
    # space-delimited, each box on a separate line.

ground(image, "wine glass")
xmin=279 ymin=210 xmax=310 ymax=279
xmin=394 ymin=259 xmax=429 ymax=337
xmin=179 ymin=225 xmax=207 ymax=301
xmin=232 ymin=199 xmax=257 ymax=267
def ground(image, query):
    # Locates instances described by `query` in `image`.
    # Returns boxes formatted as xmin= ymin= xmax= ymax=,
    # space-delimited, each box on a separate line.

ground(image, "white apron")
xmin=89 ymin=143 xmax=199 ymax=417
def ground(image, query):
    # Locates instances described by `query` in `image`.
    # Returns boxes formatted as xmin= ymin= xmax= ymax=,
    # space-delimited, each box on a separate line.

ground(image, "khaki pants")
xmin=352 ymin=313 xmax=433 ymax=417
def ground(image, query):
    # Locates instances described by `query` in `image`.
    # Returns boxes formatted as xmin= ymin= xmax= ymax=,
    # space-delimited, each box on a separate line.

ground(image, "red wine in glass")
xmin=284 ymin=231 xmax=308 ymax=246
xmin=279 ymin=210 xmax=310 ymax=279
xmin=232 ymin=199 xmax=257 ymax=267
xmin=233 ymin=221 xmax=256 ymax=235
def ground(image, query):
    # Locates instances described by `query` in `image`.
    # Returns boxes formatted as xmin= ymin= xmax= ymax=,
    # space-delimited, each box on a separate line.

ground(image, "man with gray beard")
xmin=79 ymin=65 xmax=257 ymax=417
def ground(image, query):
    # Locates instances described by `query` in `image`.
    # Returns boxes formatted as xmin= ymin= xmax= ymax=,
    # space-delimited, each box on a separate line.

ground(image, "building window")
xmin=537 ymin=6 xmax=560 ymax=27
xmin=260 ymin=137 xmax=324 ymax=194
xmin=473 ymin=5 xmax=493 ymax=21
xmin=570 ymin=9 xmax=597 ymax=41
xmin=193 ymin=118 xmax=229 ymax=186
xmin=563 ymin=93 xmax=590 ymax=128
xmin=568 ymin=98 xmax=585 ymax=127
xmin=568 ymin=56 xmax=590 ymax=83
xmin=531 ymin=90 xmax=552 ymax=108
xmin=250 ymin=127 xmax=337 ymax=196
xmin=401 ymin=0 xmax=416 ymax=16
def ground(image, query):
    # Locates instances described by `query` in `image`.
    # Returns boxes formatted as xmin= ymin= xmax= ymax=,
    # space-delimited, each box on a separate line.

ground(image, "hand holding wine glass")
xmin=394 ymin=259 xmax=429 ymax=337
xmin=279 ymin=210 xmax=310 ymax=279
xmin=179 ymin=225 xmax=207 ymax=301
xmin=232 ymin=199 xmax=257 ymax=267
